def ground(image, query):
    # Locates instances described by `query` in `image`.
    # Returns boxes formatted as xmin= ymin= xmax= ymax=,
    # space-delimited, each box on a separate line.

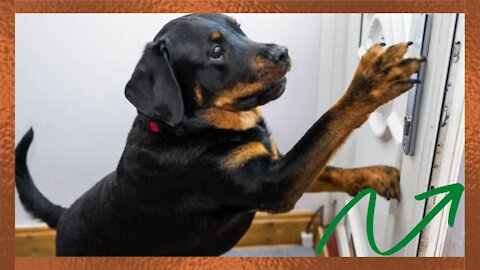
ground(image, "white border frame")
xmin=417 ymin=14 xmax=465 ymax=257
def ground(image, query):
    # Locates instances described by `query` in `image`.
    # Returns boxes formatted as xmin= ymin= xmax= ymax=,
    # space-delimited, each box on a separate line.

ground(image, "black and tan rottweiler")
xmin=16 ymin=14 xmax=424 ymax=256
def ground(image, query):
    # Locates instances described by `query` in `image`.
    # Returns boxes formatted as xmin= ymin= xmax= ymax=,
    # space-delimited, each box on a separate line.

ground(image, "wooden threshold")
xmin=236 ymin=211 xmax=313 ymax=247
xmin=15 ymin=211 xmax=318 ymax=256
xmin=15 ymin=227 xmax=56 ymax=257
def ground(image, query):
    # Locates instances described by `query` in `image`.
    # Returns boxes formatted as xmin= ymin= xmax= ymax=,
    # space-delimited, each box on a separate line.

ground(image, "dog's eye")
xmin=210 ymin=46 xmax=223 ymax=60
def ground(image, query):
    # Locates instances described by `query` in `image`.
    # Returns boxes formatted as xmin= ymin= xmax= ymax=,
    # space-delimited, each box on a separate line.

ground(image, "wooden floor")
xmin=224 ymin=244 xmax=316 ymax=257
xmin=16 ymin=226 xmax=56 ymax=256
xmin=16 ymin=211 xmax=328 ymax=257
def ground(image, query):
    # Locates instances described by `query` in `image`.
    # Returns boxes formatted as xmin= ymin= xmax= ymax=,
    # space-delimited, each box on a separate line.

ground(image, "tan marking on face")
xmin=194 ymin=85 xmax=204 ymax=106
xmin=269 ymin=135 xmax=280 ymax=160
xmin=222 ymin=141 xmax=270 ymax=169
xmin=210 ymin=31 xmax=222 ymax=40
xmin=213 ymin=82 xmax=264 ymax=108
xmin=201 ymin=107 xmax=261 ymax=131
xmin=254 ymin=56 xmax=291 ymax=83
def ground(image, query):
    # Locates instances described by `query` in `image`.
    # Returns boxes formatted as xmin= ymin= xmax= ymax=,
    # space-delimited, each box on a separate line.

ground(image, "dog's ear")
xmin=125 ymin=38 xmax=184 ymax=127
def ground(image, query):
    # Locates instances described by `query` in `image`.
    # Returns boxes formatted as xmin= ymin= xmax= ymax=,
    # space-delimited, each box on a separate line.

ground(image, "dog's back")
xmin=17 ymin=116 xmax=261 ymax=256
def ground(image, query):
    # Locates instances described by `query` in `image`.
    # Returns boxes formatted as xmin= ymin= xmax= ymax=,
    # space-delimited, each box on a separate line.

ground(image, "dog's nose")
xmin=270 ymin=46 xmax=289 ymax=64
xmin=262 ymin=46 xmax=290 ymax=65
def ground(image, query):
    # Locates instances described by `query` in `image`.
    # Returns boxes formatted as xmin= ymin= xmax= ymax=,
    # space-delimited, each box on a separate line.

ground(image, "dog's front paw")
xmin=346 ymin=166 xmax=401 ymax=201
xmin=346 ymin=42 xmax=425 ymax=114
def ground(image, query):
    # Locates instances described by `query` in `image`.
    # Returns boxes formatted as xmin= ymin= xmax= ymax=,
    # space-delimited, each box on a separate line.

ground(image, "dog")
xmin=16 ymin=14 xmax=424 ymax=256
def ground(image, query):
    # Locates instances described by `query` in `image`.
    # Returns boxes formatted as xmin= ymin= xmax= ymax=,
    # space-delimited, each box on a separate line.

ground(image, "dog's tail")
xmin=16 ymin=128 xmax=66 ymax=229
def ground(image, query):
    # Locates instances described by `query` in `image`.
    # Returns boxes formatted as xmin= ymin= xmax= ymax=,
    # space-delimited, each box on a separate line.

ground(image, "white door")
xmin=323 ymin=13 xmax=462 ymax=257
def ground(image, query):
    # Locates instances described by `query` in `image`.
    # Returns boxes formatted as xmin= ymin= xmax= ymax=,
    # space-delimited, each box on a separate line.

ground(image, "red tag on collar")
xmin=149 ymin=121 xmax=160 ymax=133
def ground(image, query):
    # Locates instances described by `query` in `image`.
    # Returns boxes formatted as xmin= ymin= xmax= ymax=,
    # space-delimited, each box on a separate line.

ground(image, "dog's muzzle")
xmin=233 ymin=78 xmax=287 ymax=110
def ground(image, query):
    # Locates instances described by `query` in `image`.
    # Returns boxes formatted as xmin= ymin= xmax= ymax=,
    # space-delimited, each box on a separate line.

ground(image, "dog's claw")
xmin=407 ymin=41 xmax=413 ymax=46
xmin=390 ymin=181 xmax=396 ymax=189
xmin=411 ymin=79 xmax=422 ymax=84
xmin=354 ymin=184 xmax=361 ymax=194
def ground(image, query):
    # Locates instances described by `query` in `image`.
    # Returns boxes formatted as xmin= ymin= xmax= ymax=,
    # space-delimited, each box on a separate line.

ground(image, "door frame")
xmin=386 ymin=13 xmax=459 ymax=257
xmin=316 ymin=13 xmax=462 ymax=257
xmin=417 ymin=14 xmax=464 ymax=257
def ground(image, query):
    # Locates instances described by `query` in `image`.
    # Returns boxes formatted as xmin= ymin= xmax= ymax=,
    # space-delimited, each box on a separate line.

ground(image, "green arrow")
xmin=315 ymin=183 xmax=464 ymax=256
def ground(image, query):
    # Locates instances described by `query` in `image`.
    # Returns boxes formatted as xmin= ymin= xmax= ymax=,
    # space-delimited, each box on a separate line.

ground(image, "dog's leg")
xmin=220 ymin=43 xmax=422 ymax=212
xmin=305 ymin=166 xmax=400 ymax=200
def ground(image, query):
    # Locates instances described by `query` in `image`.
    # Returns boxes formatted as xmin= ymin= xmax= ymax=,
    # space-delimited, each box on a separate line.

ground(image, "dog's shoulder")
xmin=120 ymin=115 xmax=273 ymax=170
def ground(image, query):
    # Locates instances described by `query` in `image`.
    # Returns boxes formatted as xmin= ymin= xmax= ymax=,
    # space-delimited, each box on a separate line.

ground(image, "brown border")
xmin=16 ymin=0 xmax=464 ymax=13
xmin=1 ymin=0 xmax=477 ymax=269
xmin=0 ymin=0 xmax=15 ymax=270
xmin=464 ymin=0 xmax=479 ymax=269
xmin=14 ymin=257 xmax=466 ymax=270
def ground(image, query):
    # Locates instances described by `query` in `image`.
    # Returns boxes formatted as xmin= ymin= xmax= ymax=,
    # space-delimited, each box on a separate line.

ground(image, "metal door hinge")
xmin=451 ymin=41 xmax=461 ymax=63
xmin=440 ymin=105 xmax=449 ymax=127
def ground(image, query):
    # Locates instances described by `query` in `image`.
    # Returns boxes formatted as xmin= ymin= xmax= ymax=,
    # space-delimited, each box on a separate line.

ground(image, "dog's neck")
xmin=137 ymin=107 xmax=263 ymax=136
xmin=195 ymin=107 xmax=262 ymax=131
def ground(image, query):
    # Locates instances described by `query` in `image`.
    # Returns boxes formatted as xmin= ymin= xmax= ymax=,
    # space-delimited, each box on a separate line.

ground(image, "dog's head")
xmin=125 ymin=14 xmax=291 ymax=127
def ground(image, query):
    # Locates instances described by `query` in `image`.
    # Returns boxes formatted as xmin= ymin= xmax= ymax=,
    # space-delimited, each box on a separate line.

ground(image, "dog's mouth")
xmin=232 ymin=78 xmax=287 ymax=111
